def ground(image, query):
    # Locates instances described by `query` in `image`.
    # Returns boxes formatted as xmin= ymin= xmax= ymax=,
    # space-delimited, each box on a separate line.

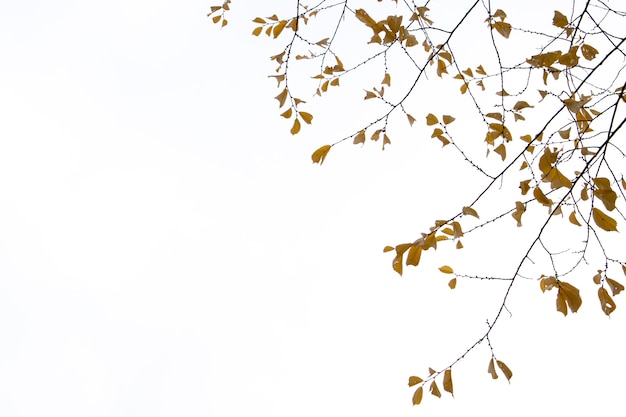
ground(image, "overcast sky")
xmin=0 ymin=1 xmax=624 ymax=416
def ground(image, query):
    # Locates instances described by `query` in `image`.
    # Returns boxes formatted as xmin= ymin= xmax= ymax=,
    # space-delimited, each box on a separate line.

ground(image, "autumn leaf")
xmin=487 ymin=358 xmax=498 ymax=379
xmin=592 ymin=207 xmax=618 ymax=232
xmin=606 ymin=278 xmax=624 ymax=296
xmin=426 ymin=113 xmax=439 ymax=125
xmin=439 ymin=265 xmax=454 ymax=274
xmin=443 ymin=369 xmax=454 ymax=396
xmin=290 ymin=118 xmax=301 ymax=135
xmin=430 ymin=381 xmax=441 ymax=398
xmin=553 ymin=11 xmax=569 ymax=28
xmin=462 ymin=206 xmax=479 ymax=218
xmin=598 ymin=287 xmax=616 ymax=316
xmin=299 ymin=112 xmax=313 ymax=124
xmin=311 ymin=144 xmax=331 ymax=165
xmin=408 ymin=376 xmax=423 ymax=387
xmin=497 ymin=360 xmax=513 ymax=382
xmin=448 ymin=278 xmax=457 ymax=289
xmin=412 ymin=387 xmax=423 ymax=405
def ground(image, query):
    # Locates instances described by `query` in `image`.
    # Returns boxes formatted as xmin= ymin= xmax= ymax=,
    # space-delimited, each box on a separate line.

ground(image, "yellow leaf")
xmin=330 ymin=78 xmax=339 ymax=86
xmin=560 ymin=281 xmax=582 ymax=313
xmin=383 ymin=246 xmax=394 ymax=253
xmin=408 ymin=376 xmax=423 ymax=387
xmin=556 ymin=290 xmax=568 ymax=315
xmin=493 ymin=9 xmax=507 ymax=20
xmin=581 ymin=44 xmax=599 ymax=60
xmin=533 ymin=187 xmax=553 ymax=210
xmin=593 ymin=270 xmax=603 ymax=285
xmin=428 ymin=367 xmax=437 ymax=376
xmin=442 ymin=369 xmax=454 ymax=396
xmin=593 ymin=178 xmax=617 ymax=211
xmin=252 ymin=26 xmax=263 ymax=36
xmin=436 ymin=59 xmax=448 ymax=77
xmin=290 ymin=118 xmax=301 ymax=135
xmin=275 ymin=89 xmax=288 ymax=107
xmin=558 ymin=127 xmax=571 ymax=139
xmin=412 ymin=387 xmax=423 ymax=405
xmin=553 ymin=10 xmax=569 ymax=28
xmin=476 ymin=65 xmax=486 ymax=75
xmin=212 ymin=15 xmax=221 ymax=24
xmin=494 ymin=143 xmax=506 ymax=161
xmin=520 ymin=180 xmax=531 ymax=195
xmin=540 ymin=275 xmax=557 ymax=292
xmin=280 ymin=108 xmax=293 ymax=118
xmin=488 ymin=358 xmax=498 ymax=379
xmin=426 ymin=113 xmax=439 ymax=126
xmin=273 ymin=20 xmax=288 ymax=38
xmin=456 ymin=240 xmax=463 ymax=249
xmin=364 ymin=90 xmax=377 ymax=100
xmin=353 ymin=130 xmax=366 ymax=145
xmin=592 ymin=207 xmax=618 ymax=231
xmin=497 ymin=360 xmax=513 ymax=382
xmin=406 ymin=245 xmax=422 ymax=266
xmin=442 ymin=115 xmax=455 ymax=124
xmin=512 ymin=201 xmax=525 ymax=226
xmin=462 ymin=206 xmax=479 ymax=218
xmin=430 ymin=381 xmax=441 ymax=398
xmin=598 ymin=287 xmax=616 ymax=316
xmin=439 ymin=265 xmax=454 ymax=274
xmin=448 ymin=278 xmax=457 ymax=289
xmin=311 ymin=144 xmax=331 ymax=165
xmin=513 ymin=101 xmax=533 ymax=111
xmin=382 ymin=73 xmax=391 ymax=86
xmin=606 ymin=278 xmax=624 ymax=296
xmin=300 ymin=111 xmax=313 ymax=124
xmin=491 ymin=21 xmax=511 ymax=39
xmin=569 ymin=211 xmax=582 ymax=226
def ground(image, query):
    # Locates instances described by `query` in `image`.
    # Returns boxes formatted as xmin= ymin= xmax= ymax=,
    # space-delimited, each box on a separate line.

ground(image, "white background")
xmin=0 ymin=1 xmax=624 ymax=416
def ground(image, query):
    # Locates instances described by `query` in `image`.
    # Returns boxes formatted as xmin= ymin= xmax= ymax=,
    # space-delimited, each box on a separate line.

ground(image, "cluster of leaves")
xmin=210 ymin=0 xmax=626 ymax=408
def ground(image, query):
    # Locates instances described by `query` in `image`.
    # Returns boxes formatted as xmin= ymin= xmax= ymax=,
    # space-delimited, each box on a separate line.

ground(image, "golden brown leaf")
xmin=353 ymin=130 xmax=366 ymax=145
xmin=569 ymin=211 xmax=582 ymax=226
xmin=382 ymin=73 xmax=391 ymax=86
xmin=426 ymin=113 xmax=439 ymax=126
xmin=581 ymin=44 xmax=599 ymax=60
xmin=407 ymin=114 xmax=416 ymax=126
xmin=592 ymin=207 xmax=618 ymax=232
xmin=442 ymin=115 xmax=456 ymax=124
xmin=512 ymin=201 xmax=525 ymax=226
xmin=533 ymin=187 xmax=553 ymax=210
xmin=598 ymin=287 xmax=616 ymax=316
xmin=606 ymin=278 xmax=624 ymax=296
xmin=275 ymin=89 xmax=288 ymax=107
xmin=553 ymin=11 xmax=569 ymax=28
xmin=488 ymin=358 xmax=498 ymax=379
xmin=430 ymin=381 xmax=441 ymax=398
xmin=462 ymin=206 xmax=479 ymax=219
xmin=443 ymin=369 xmax=454 ymax=396
xmin=448 ymin=278 xmax=457 ymax=289
xmin=290 ymin=118 xmax=301 ymax=135
xmin=497 ymin=360 xmax=513 ymax=381
xmin=559 ymin=281 xmax=582 ymax=313
xmin=439 ymin=265 xmax=454 ymax=274
xmin=408 ymin=376 xmax=423 ymax=387
xmin=406 ymin=245 xmax=422 ymax=267
xmin=311 ymin=144 xmax=331 ymax=165
xmin=412 ymin=387 xmax=423 ymax=405
xmin=494 ymin=143 xmax=506 ymax=161
xmin=300 ymin=111 xmax=313 ymax=124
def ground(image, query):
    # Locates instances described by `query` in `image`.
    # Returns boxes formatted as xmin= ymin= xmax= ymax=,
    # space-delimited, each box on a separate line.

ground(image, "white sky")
xmin=0 ymin=1 xmax=624 ymax=416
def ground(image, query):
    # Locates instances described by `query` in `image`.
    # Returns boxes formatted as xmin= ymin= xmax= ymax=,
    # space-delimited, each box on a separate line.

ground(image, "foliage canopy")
xmin=210 ymin=0 xmax=626 ymax=407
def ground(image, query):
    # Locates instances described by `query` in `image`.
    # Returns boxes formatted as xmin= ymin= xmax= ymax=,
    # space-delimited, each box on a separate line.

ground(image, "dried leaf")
xmin=430 ymin=381 xmax=441 ymax=398
xmin=598 ymin=287 xmax=616 ymax=316
xmin=412 ymin=387 xmax=423 ymax=405
xmin=408 ymin=376 xmax=423 ymax=387
xmin=606 ymin=278 xmax=624 ymax=296
xmin=462 ymin=206 xmax=479 ymax=218
xmin=553 ymin=10 xmax=569 ymax=28
xmin=569 ymin=211 xmax=582 ymax=226
xmin=290 ymin=118 xmax=301 ymax=135
xmin=300 ymin=111 xmax=313 ymax=124
xmin=443 ymin=369 xmax=454 ymax=396
xmin=426 ymin=113 xmax=439 ymax=126
xmin=311 ymin=144 xmax=331 ymax=165
xmin=497 ymin=360 xmax=513 ymax=381
xmin=592 ymin=207 xmax=618 ymax=232
xmin=448 ymin=278 xmax=457 ymax=289
xmin=439 ymin=265 xmax=454 ymax=274
xmin=382 ymin=73 xmax=391 ymax=86
xmin=488 ymin=358 xmax=498 ymax=379
xmin=442 ymin=115 xmax=456 ymax=124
